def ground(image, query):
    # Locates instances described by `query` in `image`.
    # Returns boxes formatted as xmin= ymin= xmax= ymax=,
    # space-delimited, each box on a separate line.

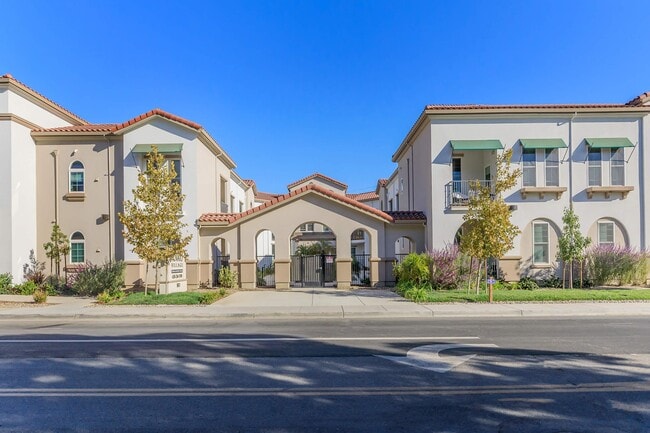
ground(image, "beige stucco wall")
xmin=198 ymin=191 xmax=426 ymax=288
xmin=35 ymin=137 xmax=117 ymax=272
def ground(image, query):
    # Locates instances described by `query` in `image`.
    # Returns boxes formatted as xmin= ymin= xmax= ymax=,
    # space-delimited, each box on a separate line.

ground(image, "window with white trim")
xmin=532 ymin=222 xmax=549 ymax=264
xmin=544 ymin=148 xmax=559 ymax=187
xmin=70 ymin=232 xmax=85 ymax=264
xmin=598 ymin=221 xmax=615 ymax=245
xmin=588 ymin=148 xmax=602 ymax=186
xmin=522 ymin=148 xmax=536 ymax=187
xmin=69 ymin=161 xmax=85 ymax=192
xmin=610 ymin=147 xmax=625 ymax=186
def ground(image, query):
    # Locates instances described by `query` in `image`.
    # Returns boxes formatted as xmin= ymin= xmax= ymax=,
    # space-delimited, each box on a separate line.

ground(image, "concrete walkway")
xmin=0 ymin=288 xmax=648 ymax=320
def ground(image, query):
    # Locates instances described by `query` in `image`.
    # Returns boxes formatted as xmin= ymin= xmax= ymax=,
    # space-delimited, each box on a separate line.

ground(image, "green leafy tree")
xmin=43 ymin=222 xmax=70 ymax=279
xmin=557 ymin=207 xmax=591 ymax=289
xmin=119 ymin=146 xmax=192 ymax=294
xmin=460 ymin=149 xmax=521 ymax=293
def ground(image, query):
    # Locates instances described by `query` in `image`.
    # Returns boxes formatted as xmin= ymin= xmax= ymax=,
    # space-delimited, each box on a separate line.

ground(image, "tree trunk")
xmin=475 ymin=259 xmax=483 ymax=295
xmin=562 ymin=261 xmax=566 ymax=289
xmin=568 ymin=259 xmax=573 ymax=289
xmin=467 ymin=257 xmax=474 ymax=294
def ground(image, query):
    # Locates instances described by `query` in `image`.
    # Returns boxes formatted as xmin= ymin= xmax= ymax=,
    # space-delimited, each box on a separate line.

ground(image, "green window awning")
xmin=132 ymin=143 xmax=183 ymax=154
xmin=450 ymin=140 xmax=503 ymax=151
xmin=519 ymin=138 xmax=567 ymax=149
xmin=585 ymin=138 xmax=634 ymax=148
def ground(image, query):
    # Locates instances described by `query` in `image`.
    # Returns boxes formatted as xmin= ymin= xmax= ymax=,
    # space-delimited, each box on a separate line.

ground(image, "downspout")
xmin=638 ymin=117 xmax=646 ymax=250
xmin=51 ymin=150 xmax=59 ymax=223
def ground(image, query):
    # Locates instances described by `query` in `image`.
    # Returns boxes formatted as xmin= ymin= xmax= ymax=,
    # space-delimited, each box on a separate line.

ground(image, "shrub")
xmin=429 ymin=245 xmax=461 ymax=290
xmin=0 ymin=273 xmax=12 ymax=293
xmin=537 ymin=275 xmax=562 ymax=288
xmin=198 ymin=291 xmax=220 ymax=304
xmin=96 ymin=290 xmax=124 ymax=304
xmin=23 ymin=250 xmax=46 ymax=286
xmin=587 ymin=245 xmax=648 ymax=286
xmin=33 ymin=288 xmax=47 ymax=304
xmin=395 ymin=281 xmax=432 ymax=302
xmin=72 ymin=261 xmax=126 ymax=297
xmin=517 ymin=277 xmax=539 ymax=291
xmin=393 ymin=253 xmax=430 ymax=285
xmin=14 ymin=280 xmax=38 ymax=295
xmin=218 ymin=267 xmax=238 ymax=289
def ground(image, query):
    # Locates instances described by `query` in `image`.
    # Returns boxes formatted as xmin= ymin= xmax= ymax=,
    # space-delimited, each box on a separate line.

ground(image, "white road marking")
xmin=0 ymin=336 xmax=479 ymax=344
xmin=377 ymin=343 xmax=498 ymax=372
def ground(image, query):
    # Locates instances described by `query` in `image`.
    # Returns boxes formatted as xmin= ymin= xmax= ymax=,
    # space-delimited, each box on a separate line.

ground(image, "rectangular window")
xmin=610 ymin=147 xmax=625 ymax=186
xmin=544 ymin=148 xmax=559 ymax=187
xmin=239 ymin=201 xmax=244 ymax=212
xmin=598 ymin=221 xmax=615 ymax=245
xmin=588 ymin=148 xmax=602 ymax=186
xmin=70 ymin=242 xmax=85 ymax=263
xmin=70 ymin=172 xmax=84 ymax=192
xmin=395 ymin=193 xmax=400 ymax=210
xmin=522 ymin=148 xmax=536 ymax=187
xmin=533 ymin=222 xmax=549 ymax=264
xmin=388 ymin=199 xmax=393 ymax=211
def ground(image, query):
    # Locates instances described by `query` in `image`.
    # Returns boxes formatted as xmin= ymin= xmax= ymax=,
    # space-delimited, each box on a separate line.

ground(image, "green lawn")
xmin=110 ymin=290 xmax=225 ymax=305
xmin=399 ymin=288 xmax=650 ymax=303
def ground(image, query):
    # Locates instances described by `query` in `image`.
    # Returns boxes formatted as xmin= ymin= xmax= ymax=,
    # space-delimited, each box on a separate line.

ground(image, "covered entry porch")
xmin=196 ymin=184 xmax=425 ymax=289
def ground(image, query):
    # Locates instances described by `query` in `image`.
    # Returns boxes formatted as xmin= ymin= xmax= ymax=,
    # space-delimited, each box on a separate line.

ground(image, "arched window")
xmin=70 ymin=232 xmax=85 ymax=264
xmin=69 ymin=161 xmax=85 ymax=192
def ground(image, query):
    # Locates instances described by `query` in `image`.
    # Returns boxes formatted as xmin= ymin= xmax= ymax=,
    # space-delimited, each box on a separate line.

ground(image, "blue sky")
xmin=3 ymin=0 xmax=649 ymax=193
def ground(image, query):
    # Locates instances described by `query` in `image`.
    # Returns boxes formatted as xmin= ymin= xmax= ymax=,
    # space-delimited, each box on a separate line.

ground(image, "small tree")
xmin=119 ymin=146 xmax=192 ymax=294
xmin=557 ymin=207 xmax=591 ymax=288
xmin=460 ymin=149 xmax=521 ymax=293
xmin=43 ymin=223 xmax=70 ymax=280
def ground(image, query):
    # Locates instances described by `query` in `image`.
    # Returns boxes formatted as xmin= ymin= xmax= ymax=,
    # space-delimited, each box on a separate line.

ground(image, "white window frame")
xmin=544 ymin=148 xmax=559 ymax=187
xmin=69 ymin=161 xmax=85 ymax=192
xmin=532 ymin=222 xmax=550 ymax=265
xmin=610 ymin=147 xmax=625 ymax=186
xmin=598 ymin=221 xmax=615 ymax=246
xmin=70 ymin=232 xmax=85 ymax=264
xmin=522 ymin=148 xmax=536 ymax=187
xmin=588 ymin=148 xmax=602 ymax=186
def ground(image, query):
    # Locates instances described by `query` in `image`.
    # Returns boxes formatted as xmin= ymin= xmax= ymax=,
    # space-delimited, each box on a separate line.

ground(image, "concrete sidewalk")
xmin=0 ymin=288 xmax=648 ymax=320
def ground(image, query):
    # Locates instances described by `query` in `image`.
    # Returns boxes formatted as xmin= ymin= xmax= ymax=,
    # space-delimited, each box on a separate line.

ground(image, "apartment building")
xmin=3 ymin=73 xmax=647 ymax=287
xmin=387 ymin=94 xmax=650 ymax=279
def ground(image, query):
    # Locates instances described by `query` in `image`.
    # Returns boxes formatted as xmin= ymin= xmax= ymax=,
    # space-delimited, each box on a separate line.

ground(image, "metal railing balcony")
xmin=444 ymin=180 xmax=493 ymax=208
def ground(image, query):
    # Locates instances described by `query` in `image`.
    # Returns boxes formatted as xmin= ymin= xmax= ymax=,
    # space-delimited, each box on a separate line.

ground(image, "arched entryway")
xmin=256 ymin=229 xmax=275 ymax=287
xmin=290 ymin=222 xmax=337 ymax=287
xmin=394 ymin=236 xmax=415 ymax=263
xmin=351 ymin=228 xmax=371 ymax=286
xmin=211 ymin=237 xmax=230 ymax=287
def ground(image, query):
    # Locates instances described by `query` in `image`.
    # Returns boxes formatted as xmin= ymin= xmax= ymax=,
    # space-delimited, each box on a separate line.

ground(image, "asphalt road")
xmin=0 ymin=317 xmax=648 ymax=432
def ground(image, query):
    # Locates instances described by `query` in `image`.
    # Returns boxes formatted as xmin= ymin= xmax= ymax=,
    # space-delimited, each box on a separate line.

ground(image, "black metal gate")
xmin=213 ymin=254 xmax=230 ymax=287
xmin=352 ymin=254 xmax=370 ymax=286
xmin=257 ymin=255 xmax=275 ymax=287
xmin=291 ymin=254 xmax=336 ymax=287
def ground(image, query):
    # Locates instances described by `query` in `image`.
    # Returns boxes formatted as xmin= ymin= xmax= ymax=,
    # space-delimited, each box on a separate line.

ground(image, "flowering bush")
xmin=428 ymin=244 xmax=478 ymax=290
xmin=587 ymin=245 xmax=648 ymax=286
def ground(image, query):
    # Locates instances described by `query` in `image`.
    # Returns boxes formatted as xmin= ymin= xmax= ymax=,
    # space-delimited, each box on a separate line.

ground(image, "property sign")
xmin=158 ymin=258 xmax=187 ymax=294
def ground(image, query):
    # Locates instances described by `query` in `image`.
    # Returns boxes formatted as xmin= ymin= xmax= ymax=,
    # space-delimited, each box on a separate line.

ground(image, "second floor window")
xmin=610 ymin=147 xmax=625 ymax=186
xmin=588 ymin=148 xmax=602 ymax=186
xmin=544 ymin=149 xmax=559 ymax=186
xmin=164 ymin=159 xmax=182 ymax=186
xmin=522 ymin=148 xmax=536 ymax=186
xmin=69 ymin=161 xmax=85 ymax=192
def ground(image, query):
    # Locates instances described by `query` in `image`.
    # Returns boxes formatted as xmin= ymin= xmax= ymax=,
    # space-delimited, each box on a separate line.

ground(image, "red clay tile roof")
xmin=199 ymin=183 xmax=397 ymax=224
xmin=255 ymin=191 xmax=281 ymax=201
xmin=243 ymin=179 xmax=256 ymax=187
xmin=347 ymin=191 xmax=379 ymax=201
xmin=1 ymin=73 xmax=87 ymax=124
xmin=32 ymin=108 xmax=203 ymax=134
xmin=627 ymin=91 xmax=650 ymax=106
xmin=424 ymin=103 xmax=636 ymax=111
xmin=385 ymin=211 xmax=427 ymax=221
xmin=287 ymin=173 xmax=348 ymax=190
